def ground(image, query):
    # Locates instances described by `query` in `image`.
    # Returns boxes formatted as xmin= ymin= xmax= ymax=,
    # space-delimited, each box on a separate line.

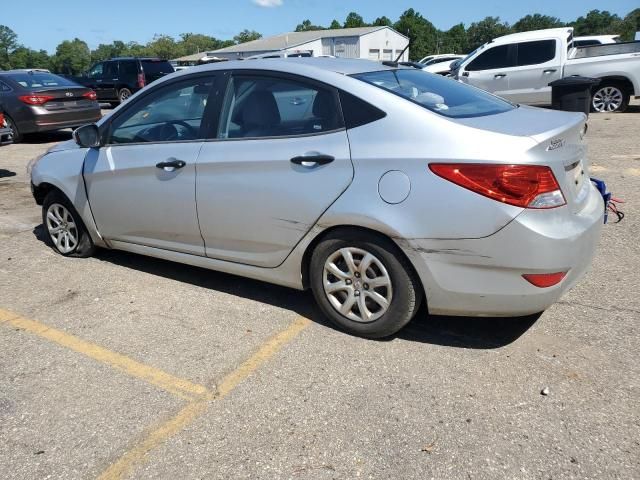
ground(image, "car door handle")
xmin=543 ymin=69 xmax=557 ymax=74
xmin=494 ymin=73 xmax=507 ymax=79
xmin=462 ymin=71 xmax=469 ymax=77
xmin=156 ymin=159 xmax=186 ymax=171
xmin=290 ymin=154 xmax=335 ymax=167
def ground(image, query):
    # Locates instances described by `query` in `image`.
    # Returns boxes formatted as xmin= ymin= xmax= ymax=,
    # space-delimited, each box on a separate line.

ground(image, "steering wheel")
xmin=164 ymin=120 xmax=198 ymax=140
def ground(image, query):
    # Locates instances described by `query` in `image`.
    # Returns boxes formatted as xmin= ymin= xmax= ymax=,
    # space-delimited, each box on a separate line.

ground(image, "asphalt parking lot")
xmin=1 ymin=105 xmax=639 ymax=480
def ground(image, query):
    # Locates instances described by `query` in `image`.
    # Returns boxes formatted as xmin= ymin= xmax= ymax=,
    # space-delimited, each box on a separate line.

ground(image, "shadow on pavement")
xmin=0 ymin=169 xmax=17 ymax=178
xmin=22 ymin=131 xmax=73 ymax=144
xmin=32 ymin=226 xmax=540 ymax=349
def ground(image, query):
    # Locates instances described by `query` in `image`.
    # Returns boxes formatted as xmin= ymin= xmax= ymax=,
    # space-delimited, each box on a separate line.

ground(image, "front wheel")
xmin=592 ymin=83 xmax=629 ymax=113
xmin=310 ymin=230 xmax=423 ymax=339
xmin=42 ymin=191 xmax=96 ymax=257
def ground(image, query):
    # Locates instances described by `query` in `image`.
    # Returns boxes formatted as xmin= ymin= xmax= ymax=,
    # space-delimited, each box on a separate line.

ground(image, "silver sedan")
xmin=30 ymin=58 xmax=603 ymax=338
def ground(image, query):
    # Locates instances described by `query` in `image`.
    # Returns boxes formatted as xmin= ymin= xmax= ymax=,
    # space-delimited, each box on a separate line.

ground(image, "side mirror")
xmin=73 ymin=124 xmax=101 ymax=148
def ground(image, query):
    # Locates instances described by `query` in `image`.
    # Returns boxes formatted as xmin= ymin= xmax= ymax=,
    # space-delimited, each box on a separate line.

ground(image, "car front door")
xmin=458 ymin=44 xmax=515 ymax=99
xmin=503 ymin=39 xmax=562 ymax=105
xmin=84 ymin=74 xmax=217 ymax=255
xmin=196 ymin=72 xmax=353 ymax=268
xmin=86 ymin=62 xmax=107 ymax=100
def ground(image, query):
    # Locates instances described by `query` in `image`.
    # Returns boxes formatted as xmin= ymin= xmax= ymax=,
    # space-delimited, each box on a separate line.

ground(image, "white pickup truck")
xmin=452 ymin=27 xmax=640 ymax=112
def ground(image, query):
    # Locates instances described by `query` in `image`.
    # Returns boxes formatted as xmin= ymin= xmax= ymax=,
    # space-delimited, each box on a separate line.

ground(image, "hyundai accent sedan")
xmin=30 ymin=58 xmax=603 ymax=338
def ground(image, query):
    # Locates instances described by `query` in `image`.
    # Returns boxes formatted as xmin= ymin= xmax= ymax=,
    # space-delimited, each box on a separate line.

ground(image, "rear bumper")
xmin=20 ymin=107 xmax=102 ymax=134
xmin=404 ymin=184 xmax=604 ymax=317
xmin=0 ymin=127 xmax=12 ymax=145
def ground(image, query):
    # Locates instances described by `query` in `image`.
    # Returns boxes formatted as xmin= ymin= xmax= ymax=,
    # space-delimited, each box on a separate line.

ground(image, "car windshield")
xmin=7 ymin=72 xmax=77 ymax=89
xmin=352 ymin=69 xmax=515 ymax=118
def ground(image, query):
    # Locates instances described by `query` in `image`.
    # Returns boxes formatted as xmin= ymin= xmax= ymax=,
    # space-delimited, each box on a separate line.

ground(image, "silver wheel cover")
xmin=46 ymin=203 xmax=79 ymax=254
xmin=323 ymin=247 xmax=393 ymax=323
xmin=592 ymin=86 xmax=624 ymax=113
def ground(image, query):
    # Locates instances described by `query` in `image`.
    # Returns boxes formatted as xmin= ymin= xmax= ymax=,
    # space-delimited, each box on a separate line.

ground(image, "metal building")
xmin=209 ymin=26 xmax=410 ymax=61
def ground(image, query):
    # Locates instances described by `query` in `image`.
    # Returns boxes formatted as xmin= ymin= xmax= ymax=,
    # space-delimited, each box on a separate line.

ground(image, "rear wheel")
xmin=118 ymin=88 xmax=132 ymax=104
xmin=310 ymin=230 xmax=423 ymax=338
xmin=4 ymin=114 xmax=21 ymax=143
xmin=592 ymin=83 xmax=629 ymax=113
xmin=42 ymin=191 xmax=96 ymax=258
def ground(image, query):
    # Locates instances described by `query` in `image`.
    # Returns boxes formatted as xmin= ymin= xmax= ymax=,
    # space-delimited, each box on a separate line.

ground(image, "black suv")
xmin=69 ymin=57 xmax=174 ymax=106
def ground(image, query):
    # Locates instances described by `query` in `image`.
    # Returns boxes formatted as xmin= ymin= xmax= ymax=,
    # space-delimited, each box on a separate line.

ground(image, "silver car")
xmin=30 ymin=59 xmax=603 ymax=338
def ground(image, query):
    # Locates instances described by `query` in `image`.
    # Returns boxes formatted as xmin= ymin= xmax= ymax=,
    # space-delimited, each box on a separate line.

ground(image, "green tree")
xmin=373 ymin=16 xmax=393 ymax=27
xmin=91 ymin=41 xmax=128 ymax=62
xmin=513 ymin=14 xmax=564 ymax=32
xmin=8 ymin=47 xmax=50 ymax=69
xmin=394 ymin=9 xmax=438 ymax=61
xmin=618 ymin=8 xmax=640 ymax=41
xmin=441 ymin=23 xmax=468 ymax=54
xmin=329 ymin=19 xmax=341 ymax=30
xmin=145 ymin=34 xmax=184 ymax=60
xmin=466 ymin=16 xmax=511 ymax=50
xmin=0 ymin=25 xmax=19 ymax=69
xmin=344 ymin=12 xmax=367 ymax=28
xmin=295 ymin=20 xmax=324 ymax=32
xmin=570 ymin=10 xmax=622 ymax=35
xmin=179 ymin=33 xmax=225 ymax=54
xmin=51 ymin=38 xmax=91 ymax=74
xmin=234 ymin=30 xmax=262 ymax=44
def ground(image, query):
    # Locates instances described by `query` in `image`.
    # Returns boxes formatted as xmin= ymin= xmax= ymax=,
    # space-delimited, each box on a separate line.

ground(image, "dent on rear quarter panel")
xmin=32 ymin=148 xmax=105 ymax=246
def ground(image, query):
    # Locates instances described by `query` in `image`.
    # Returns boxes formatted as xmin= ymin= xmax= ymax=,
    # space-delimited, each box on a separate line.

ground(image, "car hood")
xmin=454 ymin=105 xmax=585 ymax=140
xmin=47 ymin=139 xmax=81 ymax=153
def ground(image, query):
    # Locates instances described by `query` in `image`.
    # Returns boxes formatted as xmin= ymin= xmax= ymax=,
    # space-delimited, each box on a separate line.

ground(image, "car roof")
xmin=186 ymin=57 xmax=398 ymax=76
xmin=491 ymin=27 xmax=573 ymax=45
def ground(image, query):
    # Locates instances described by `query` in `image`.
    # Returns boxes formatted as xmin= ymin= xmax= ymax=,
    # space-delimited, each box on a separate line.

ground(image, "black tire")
xmin=118 ymin=88 xmax=132 ymax=104
xmin=591 ymin=82 xmax=630 ymax=113
xmin=310 ymin=229 xmax=423 ymax=339
xmin=42 ymin=190 xmax=96 ymax=258
xmin=4 ymin=114 xmax=21 ymax=143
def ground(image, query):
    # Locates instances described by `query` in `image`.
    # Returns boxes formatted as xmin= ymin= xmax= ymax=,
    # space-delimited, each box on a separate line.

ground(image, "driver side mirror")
xmin=73 ymin=124 xmax=101 ymax=148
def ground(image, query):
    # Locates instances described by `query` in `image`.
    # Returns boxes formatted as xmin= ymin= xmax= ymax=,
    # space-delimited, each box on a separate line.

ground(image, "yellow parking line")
xmin=98 ymin=316 xmax=311 ymax=480
xmin=0 ymin=308 xmax=208 ymax=400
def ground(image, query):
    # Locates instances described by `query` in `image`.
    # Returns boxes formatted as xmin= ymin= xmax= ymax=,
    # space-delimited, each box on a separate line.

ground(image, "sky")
xmin=3 ymin=0 xmax=638 ymax=53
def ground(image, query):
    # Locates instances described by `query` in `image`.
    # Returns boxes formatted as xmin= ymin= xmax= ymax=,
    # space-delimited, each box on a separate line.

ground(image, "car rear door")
xmin=195 ymin=71 xmax=353 ymax=268
xmin=504 ymin=39 xmax=562 ymax=105
xmin=459 ymin=44 xmax=515 ymax=99
xmin=99 ymin=61 xmax=119 ymax=100
xmin=84 ymin=74 xmax=217 ymax=255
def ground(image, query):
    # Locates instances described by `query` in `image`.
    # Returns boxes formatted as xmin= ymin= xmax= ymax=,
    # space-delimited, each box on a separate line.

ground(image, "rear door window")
xmin=516 ymin=40 xmax=557 ymax=66
xmin=218 ymin=74 xmax=343 ymax=139
xmin=103 ymin=61 xmax=119 ymax=78
xmin=466 ymin=45 xmax=514 ymax=71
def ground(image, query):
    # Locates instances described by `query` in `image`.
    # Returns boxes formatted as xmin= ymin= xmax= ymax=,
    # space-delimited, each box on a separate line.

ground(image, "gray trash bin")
xmin=549 ymin=76 xmax=601 ymax=116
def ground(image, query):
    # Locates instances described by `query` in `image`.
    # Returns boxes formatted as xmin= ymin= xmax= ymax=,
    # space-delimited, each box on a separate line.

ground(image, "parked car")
xmin=0 ymin=70 xmax=101 ymax=143
xmin=418 ymin=54 xmax=462 ymax=65
xmin=67 ymin=57 xmax=174 ymax=106
xmin=30 ymin=58 xmax=603 ymax=338
xmin=0 ymin=109 xmax=13 ymax=145
xmin=452 ymin=27 xmax=640 ymax=112
xmin=573 ymin=35 xmax=621 ymax=47
xmin=422 ymin=55 xmax=465 ymax=75
xmin=246 ymin=50 xmax=313 ymax=60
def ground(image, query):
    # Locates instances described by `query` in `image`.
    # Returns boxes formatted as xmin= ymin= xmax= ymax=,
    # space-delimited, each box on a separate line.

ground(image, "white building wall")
xmin=359 ymin=28 xmax=409 ymax=62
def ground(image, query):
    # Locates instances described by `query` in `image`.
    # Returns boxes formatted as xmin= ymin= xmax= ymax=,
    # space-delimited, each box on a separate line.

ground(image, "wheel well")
xmin=32 ymin=182 xmax=62 ymax=206
xmin=596 ymin=76 xmax=634 ymax=96
xmin=300 ymin=225 xmax=425 ymax=297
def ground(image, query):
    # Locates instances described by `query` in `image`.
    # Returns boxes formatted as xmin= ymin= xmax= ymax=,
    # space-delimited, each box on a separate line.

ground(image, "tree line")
xmin=0 ymin=8 xmax=638 ymax=74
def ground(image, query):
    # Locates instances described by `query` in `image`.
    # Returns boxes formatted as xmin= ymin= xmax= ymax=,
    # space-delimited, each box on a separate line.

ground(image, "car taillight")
xmin=83 ymin=90 xmax=97 ymax=101
xmin=429 ymin=163 xmax=566 ymax=209
xmin=137 ymin=73 xmax=146 ymax=88
xmin=0 ymin=113 xmax=4 ymax=126
xmin=19 ymin=94 xmax=55 ymax=106
xmin=522 ymin=272 xmax=567 ymax=288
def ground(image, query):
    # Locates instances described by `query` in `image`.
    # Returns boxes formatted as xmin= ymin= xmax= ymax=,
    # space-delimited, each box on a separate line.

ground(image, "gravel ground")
xmin=0 ymin=104 xmax=638 ymax=480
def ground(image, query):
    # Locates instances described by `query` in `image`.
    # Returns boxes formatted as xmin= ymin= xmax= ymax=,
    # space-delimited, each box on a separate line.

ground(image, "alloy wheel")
xmin=323 ymin=247 xmax=393 ymax=323
xmin=119 ymin=90 xmax=131 ymax=103
xmin=46 ymin=203 xmax=79 ymax=254
xmin=592 ymin=86 xmax=624 ymax=112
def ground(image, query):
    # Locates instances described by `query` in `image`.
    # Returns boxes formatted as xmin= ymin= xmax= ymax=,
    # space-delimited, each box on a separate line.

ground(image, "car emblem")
xmin=65 ymin=92 xmax=74 ymax=97
xmin=547 ymin=138 xmax=565 ymax=151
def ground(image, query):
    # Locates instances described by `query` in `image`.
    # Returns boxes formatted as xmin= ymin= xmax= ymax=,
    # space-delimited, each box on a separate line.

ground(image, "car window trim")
xmin=466 ymin=44 xmax=516 ymax=72
xmin=212 ymin=69 xmax=346 ymax=142
xmin=0 ymin=80 xmax=13 ymax=92
xmin=101 ymin=72 xmax=220 ymax=146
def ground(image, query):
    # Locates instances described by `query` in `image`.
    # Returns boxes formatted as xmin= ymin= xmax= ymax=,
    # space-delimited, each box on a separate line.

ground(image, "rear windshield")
xmin=7 ymin=72 xmax=77 ymax=90
xmin=352 ymin=69 xmax=515 ymax=119
xmin=141 ymin=60 xmax=174 ymax=75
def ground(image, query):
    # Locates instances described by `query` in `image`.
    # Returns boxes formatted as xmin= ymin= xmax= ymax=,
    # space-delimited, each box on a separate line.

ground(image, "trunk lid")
xmin=30 ymin=86 xmax=96 ymax=111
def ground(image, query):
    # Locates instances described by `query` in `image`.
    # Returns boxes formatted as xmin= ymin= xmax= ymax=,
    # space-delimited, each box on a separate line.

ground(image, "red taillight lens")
xmin=19 ymin=94 xmax=55 ymax=106
xmin=0 ymin=113 xmax=4 ymax=126
xmin=83 ymin=90 xmax=97 ymax=101
xmin=137 ymin=73 xmax=146 ymax=88
xmin=522 ymin=272 xmax=567 ymax=288
xmin=429 ymin=163 xmax=566 ymax=209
